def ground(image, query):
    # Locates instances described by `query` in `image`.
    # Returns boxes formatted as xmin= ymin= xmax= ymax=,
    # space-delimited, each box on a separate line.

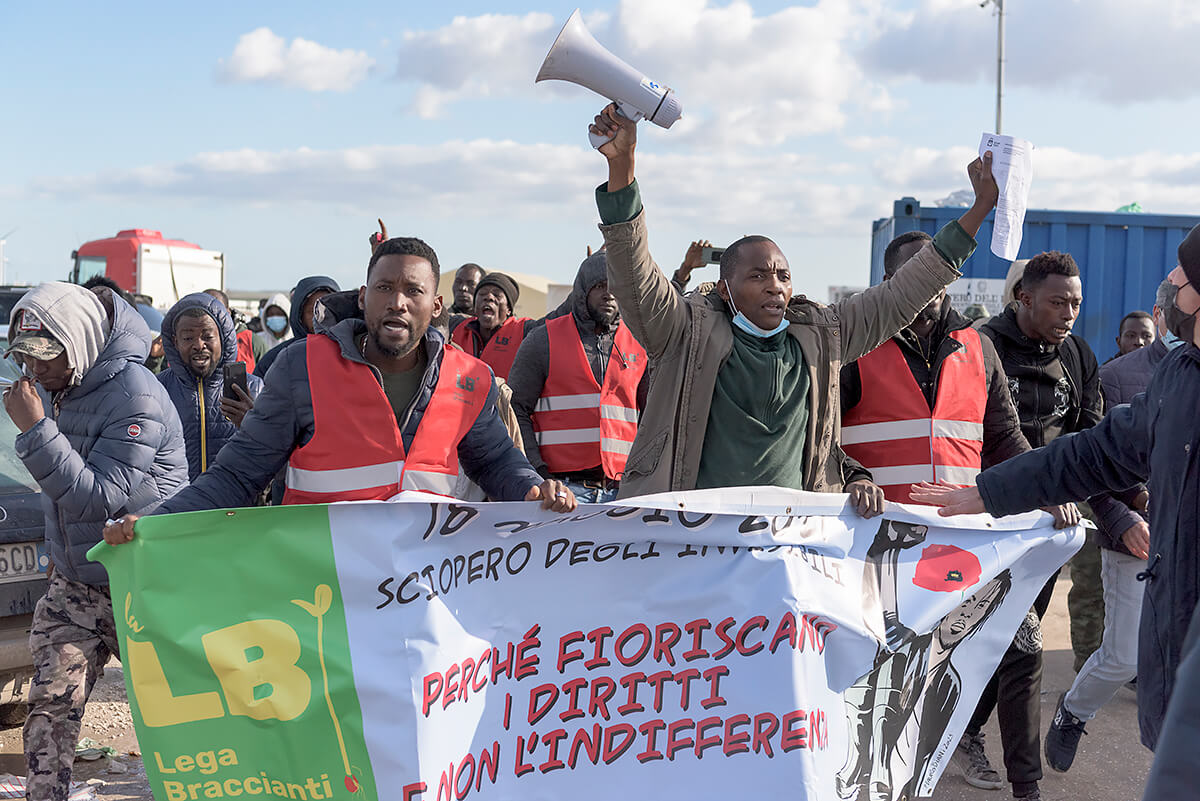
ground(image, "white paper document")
xmin=979 ymin=133 xmax=1034 ymax=261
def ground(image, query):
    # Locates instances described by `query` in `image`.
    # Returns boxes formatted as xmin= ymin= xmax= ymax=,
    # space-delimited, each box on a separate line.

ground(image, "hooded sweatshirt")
xmin=508 ymin=252 xmax=647 ymax=478
xmin=11 ymin=285 xmax=187 ymax=585
xmin=254 ymin=291 xmax=293 ymax=352
xmin=10 ymin=282 xmax=111 ymax=388
xmin=980 ymin=305 xmax=1103 ymax=448
xmin=254 ymin=276 xmax=340 ymax=379
xmin=159 ymin=292 xmax=264 ymax=480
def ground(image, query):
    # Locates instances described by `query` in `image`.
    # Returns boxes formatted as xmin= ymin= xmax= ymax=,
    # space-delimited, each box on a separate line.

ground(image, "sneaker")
xmin=954 ymin=732 xmax=1004 ymax=790
xmin=1015 ymin=792 xmax=1042 ymax=801
xmin=1045 ymin=692 xmax=1088 ymax=772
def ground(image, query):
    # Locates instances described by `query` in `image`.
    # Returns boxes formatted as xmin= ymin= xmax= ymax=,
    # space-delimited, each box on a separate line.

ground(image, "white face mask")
xmin=723 ymin=280 xmax=789 ymax=338
xmin=1161 ymin=328 xmax=1186 ymax=350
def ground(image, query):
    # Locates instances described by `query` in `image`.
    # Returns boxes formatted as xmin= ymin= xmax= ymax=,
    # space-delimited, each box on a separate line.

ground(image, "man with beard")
xmin=840 ymin=230 xmax=1031 ymax=502
xmin=451 ymin=273 xmax=538 ymax=381
xmin=157 ymin=293 xmax=263 ymax=480
xmin=508 ymin=251 xmax=648 ymax=503
xmin=102 ymin=237 xmax=577 ymax=527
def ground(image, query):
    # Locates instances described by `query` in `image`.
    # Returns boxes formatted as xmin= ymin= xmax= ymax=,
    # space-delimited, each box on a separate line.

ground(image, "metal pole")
xmin=0 ymin=240 xmax=5 ymax=286
xmin=996 ymin=0 xmax=1005 ymax=134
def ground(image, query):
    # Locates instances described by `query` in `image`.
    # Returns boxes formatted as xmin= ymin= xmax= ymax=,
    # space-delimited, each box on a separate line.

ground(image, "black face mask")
xmin=1165 ymin=281 xmax=1197 ymax=344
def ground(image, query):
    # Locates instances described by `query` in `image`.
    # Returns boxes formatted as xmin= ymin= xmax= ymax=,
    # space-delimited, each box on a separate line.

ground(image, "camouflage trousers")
xmin=23 ymin=572 xmax=118 ymax=801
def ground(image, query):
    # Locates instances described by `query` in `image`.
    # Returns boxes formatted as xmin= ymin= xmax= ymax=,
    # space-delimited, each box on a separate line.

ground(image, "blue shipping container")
xmin=871 ymin=197 xmax=1200 ymax=360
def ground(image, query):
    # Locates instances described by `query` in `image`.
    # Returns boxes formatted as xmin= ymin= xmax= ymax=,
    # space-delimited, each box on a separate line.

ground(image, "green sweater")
xmin=696 ymin=322 xmax=810 ymax=489
xmin=596 ymin=179 xmax=974 ymax=489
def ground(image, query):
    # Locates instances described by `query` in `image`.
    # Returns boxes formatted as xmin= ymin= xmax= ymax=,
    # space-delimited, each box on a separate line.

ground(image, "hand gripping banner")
xmin=89 ymin=488 xmax=1081 ymax=801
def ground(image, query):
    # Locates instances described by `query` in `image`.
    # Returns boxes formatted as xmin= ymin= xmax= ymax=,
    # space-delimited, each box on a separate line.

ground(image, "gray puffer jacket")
xmin=15 ymin=295 xmax=189 ymax=586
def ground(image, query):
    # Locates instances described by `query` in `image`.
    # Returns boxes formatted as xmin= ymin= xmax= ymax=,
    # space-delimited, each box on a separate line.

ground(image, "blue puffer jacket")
xmin=976 ymin=343 xmax=1200 ymax=750
xmin=15 ymin=295 xmax=189 ymax=586
xmin=159 ymin=293 xmax=264 ymax=481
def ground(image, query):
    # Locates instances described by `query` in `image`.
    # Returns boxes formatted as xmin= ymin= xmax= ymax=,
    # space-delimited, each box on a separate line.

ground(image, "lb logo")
xmin=495 ymin=336 xmax=510 ymax=346
xmin=127 ymin=424 xmax=142 ymax=438
xmin=456 ymin=373 xmax=477 ymax=393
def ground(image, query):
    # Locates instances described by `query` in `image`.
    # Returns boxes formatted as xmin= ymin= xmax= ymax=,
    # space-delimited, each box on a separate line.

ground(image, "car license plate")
xmin=0 ymin=542 xmax=47 ymax=583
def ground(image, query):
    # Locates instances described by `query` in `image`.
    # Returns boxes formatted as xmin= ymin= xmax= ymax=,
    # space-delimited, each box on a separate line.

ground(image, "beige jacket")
xmin=600 ymin=210 xmax=964 ymax=499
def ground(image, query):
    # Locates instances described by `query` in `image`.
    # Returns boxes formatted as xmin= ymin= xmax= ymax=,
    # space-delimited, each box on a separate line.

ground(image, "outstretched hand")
xmin=909 ymin=482 xmax=986 ymax=517
xmin=1043 ymin=503 xmax=1081 ymax=530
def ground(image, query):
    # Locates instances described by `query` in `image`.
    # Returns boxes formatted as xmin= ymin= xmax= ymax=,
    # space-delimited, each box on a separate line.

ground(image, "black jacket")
xmin=975 ymin=344 xmax=1200 ymax=750
xmin=841 ymin=304 xmax=1030 ymax=470
xmin=1088 ymin=339 xmax=1170 ymax=553
xmin=979 ymin=305 xmax=1104 ymax=448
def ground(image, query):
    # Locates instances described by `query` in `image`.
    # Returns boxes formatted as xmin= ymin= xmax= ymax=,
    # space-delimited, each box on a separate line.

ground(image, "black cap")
xmin=475 ymin=273 xmax=519 ymax=310
xmin=1179 ymin=223 xmax=1200 ymax=288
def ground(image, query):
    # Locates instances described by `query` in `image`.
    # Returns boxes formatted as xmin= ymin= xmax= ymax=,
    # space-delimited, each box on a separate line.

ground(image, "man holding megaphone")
xmin=587 ymin=104 xmax=999 ymax=506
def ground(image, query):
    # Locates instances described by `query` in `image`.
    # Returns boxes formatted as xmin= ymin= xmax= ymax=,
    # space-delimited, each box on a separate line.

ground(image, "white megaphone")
xmin=536 ymin=9 xmax=683 ymax=149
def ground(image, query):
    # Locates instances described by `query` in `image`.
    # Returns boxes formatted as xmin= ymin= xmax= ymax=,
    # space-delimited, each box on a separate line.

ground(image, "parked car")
xmin=0 ymin=286 xmax=34 ymax=342
xmin=0 ymin=351 xmax=48 ymax=722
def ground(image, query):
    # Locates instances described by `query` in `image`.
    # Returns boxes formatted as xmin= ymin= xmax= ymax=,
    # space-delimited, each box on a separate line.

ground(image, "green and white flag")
xmin=90 ymin=488 xmax=1080 ymax=801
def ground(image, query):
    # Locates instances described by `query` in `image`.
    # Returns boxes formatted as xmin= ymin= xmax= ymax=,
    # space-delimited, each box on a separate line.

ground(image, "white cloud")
xmin=861 ymin=0 xmax=1200 ymax=103
xmin=218 ymin=27 xmax=374 ymax=92
xmin=33 ymin=137 xmax=1200 ymax=246
xmin=391 ymin=0 xmax=894 ymax=145
xmin=396 ymin=12 xmax=561 ymax=117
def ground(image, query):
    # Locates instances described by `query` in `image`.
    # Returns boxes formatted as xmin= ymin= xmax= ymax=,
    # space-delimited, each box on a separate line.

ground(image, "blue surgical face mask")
xmin=1161 ymin=327 xmax=1185 ymax=350
xmin=265 ymin=315 xmax=288 ymax=334
xmin=724 ymin=281 xmax=789 ymax=338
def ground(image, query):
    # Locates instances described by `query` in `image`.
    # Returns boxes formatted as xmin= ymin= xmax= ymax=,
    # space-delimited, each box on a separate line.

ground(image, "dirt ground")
xmin=0 ymin=576 xmax=1152 ymax=801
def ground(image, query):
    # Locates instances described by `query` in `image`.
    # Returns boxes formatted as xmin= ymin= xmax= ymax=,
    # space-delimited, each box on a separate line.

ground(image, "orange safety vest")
xmin=282 ymin=335 xmax=492 ymax=504
xmin=236 ymin=328 xmax=256 ymax=374
xmin=450 ymin=316 xmax=530 ymax=381
xmin=841 ymin=327 xmax=987 ymax=504
xmin=532 ymin=316 xmax=647 ymax=480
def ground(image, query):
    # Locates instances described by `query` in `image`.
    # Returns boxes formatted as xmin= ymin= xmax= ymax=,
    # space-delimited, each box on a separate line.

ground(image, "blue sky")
xmin=4 ymin=0 xmax=1198 ymax=302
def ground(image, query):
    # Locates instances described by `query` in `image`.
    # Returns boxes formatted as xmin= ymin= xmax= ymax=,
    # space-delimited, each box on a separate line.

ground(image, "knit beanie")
xmin=475 ymin=273 xmax=520 ymax=310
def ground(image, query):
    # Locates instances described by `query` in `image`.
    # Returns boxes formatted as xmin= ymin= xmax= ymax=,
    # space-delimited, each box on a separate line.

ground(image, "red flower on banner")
xmin=912 ymin=544 xmax=982 ymax=592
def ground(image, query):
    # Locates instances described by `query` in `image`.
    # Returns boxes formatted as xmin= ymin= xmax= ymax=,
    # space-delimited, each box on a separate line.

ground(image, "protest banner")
xmin=89 ymin=488 xmax=1080 ymax=801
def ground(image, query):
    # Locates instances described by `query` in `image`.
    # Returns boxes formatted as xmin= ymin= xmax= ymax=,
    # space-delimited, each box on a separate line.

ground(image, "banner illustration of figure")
xmin=836 ymin=519 xmax=1012 ymax=800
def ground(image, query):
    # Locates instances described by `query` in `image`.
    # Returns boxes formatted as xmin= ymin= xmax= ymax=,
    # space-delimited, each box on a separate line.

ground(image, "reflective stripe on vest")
xmin=532 ymin=316 xmax=648 ymax=479
xmin=282 ymin=335 xmax=492 ymax=504
xmin=450 ymin=316 xmax=530 ymax=381
xmin=841 ymin=327 xmax=988 ymax=504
